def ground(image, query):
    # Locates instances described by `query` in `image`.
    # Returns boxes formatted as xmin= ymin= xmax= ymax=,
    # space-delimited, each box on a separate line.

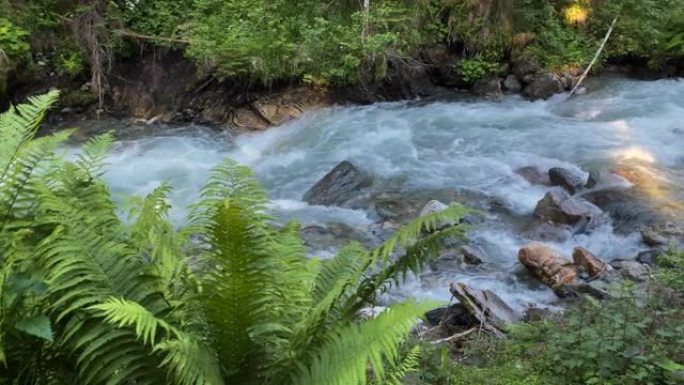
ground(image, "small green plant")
xmin=56 ymin=49 xmax=85 ymax=77
xmin=457 ymin=57 xmax=499 ymax=83
xmin=658 ymin=249 xmax=684 ymax=291
xmin=0 ymin=17 xmax=30 ymax=60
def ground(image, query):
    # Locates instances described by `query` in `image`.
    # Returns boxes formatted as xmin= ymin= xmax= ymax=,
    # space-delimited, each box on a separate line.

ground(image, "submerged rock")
xmin=580 ymin=187 xmax=661 ymax=234
xmin=460 ymin=245 xmax=487 ymax=265
xmin=303 ymin=161 xmax=372 ymax=206
xmin=549 ymin=167 xmax=586 ymax=195
xmin=521 ymin=220 xmax=572 ymax=243
xmin=518 ymin=243 xmax=578 ymax=290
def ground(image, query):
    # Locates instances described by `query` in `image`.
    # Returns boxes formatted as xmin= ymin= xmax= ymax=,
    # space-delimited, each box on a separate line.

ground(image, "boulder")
xmin=523 ymin=73 xmax=563 ymax=100
xmin=572 ymin=246 xmax=612 ymax=279
xmin=424 ymin=303 xmax=474 ymax=329
xmin=533 ymin=189 xmax=603 ymax=226
xmin=610 ymin=260 xmax=650 ymax=282
xmin=515 ymin=166 xmax=551 ymax=185
xmin=549 ymin=167 xmax=587 ymax=195
xmin=518 ymin=243 xmax=578 ymax=289
xmin=503 ymin=74 xmax=523 ymax=92
xmin=420 ymin=199 xmax=449 ymax=217
xmin=460 ymin=245 xmax=486 ymax=265
xmin=450 ymin=282 xmax=521 ymax=337
xmin=512 ymin=58 xmax=542 ymax=83
xmin=303 ymin=161 xmax=372 ymax=206
xmin=472 ymin=76 xmax=503 ymax=99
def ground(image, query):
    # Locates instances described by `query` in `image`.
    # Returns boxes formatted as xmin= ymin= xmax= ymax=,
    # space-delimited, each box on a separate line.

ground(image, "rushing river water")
xmin=94 ymin=78 xmax=684 ymax=310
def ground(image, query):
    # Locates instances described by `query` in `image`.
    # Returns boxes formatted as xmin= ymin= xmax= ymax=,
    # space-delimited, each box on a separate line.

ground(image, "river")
xmin=93 ymin=78 xmax=684 ymax=310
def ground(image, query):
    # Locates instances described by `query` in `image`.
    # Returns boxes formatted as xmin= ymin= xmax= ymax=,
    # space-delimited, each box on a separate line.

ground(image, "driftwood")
xmin=449 ymin=282 xmax=521 ymax=338
xmin=569 ymin=16 xmax=619 ymax=97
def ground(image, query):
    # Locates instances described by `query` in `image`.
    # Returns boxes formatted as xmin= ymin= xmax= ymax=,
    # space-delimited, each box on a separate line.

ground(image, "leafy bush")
xmin=453 ymin=284 xmax=684 ymax=385
xmin=0 ymin=17 xmax=30 ymax=60
xmin=658 ymin=249 xmax=684 ymax=291
xmin=0 ymin=91 xmax=471 ymax=385
xmin=458 ymin=57 xmax=499 ymax=83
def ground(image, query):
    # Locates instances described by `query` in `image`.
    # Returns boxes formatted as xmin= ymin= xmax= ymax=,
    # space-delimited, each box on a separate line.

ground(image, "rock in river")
xmin=572 ymin=246 xmax=612 ymax=279
xmin=549 ymin=167 xmax=587 ymax=195
xmin=303 ymin=161 xmax=372 ymax=206
xmin=533 ymin=189 xmax=603 ymax=226
xmin=523 ymin=73 xmax=563 ymax=100
xmin=518 ymin=243 xmax=578 ymax=290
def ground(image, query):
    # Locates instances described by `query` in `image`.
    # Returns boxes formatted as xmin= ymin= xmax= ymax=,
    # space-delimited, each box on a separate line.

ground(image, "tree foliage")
xmin=0 ymin=91 xmax=470 ymax=385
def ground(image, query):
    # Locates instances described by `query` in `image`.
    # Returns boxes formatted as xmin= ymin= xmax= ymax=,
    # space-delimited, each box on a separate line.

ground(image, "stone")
xmin=472 ymin=76 xmax=503 ymax=99
xmin=518 ymin=243 xmax=578 ymax=289
xmin=419 ymin=200 xmax=449 ymax=217
xmin=515 ymin=166 xmax=551 ymax=185
xmin=580 ymin=188 xmax=662 ymax=234
xmin=356 ymin=306 xmax=388 ymax=320
xmin=585 ymin=170 xmax=601 ymax=189
xmin=636 ymin=247 xmax=668 ymax=266
xmin=503 ymin=74 xmax=523 ymax=92
xmin=572 ymin=246 xmax=612 ymax=279
xmin=521 ymin=220 xmax=572 ymax=243
xmin=549 ymin=167 xmax=587 ymax=195
xmin=450 ymin=282 xmax=521 ymax=337
xmin=460 ymin=245 xmax=486 ymax=265
xmin=611 ymin=260 xmax=650 ymax=282
xmin=424 ymin=303 xmax=474 ymax=328
xmin=303 ymin=161 xmax=372 ymax=206
xmin=512 ymin=58 xmax=542 ymax=83
xmin=533 ymin=189 xmax=603 ymax=226
xmin=641 ymin=228 xmax=668 ymax=247
xmin=523 ymin=73 xmax=563 ymax=100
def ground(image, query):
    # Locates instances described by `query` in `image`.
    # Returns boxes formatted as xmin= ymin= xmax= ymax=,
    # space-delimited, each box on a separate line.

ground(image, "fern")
xmin=0 ymin=92 xmax=472 ymax=385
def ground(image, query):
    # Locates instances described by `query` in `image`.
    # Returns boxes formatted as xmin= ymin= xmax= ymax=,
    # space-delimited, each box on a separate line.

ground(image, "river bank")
xmin=9 ymin=47 xmax=684 ymax=133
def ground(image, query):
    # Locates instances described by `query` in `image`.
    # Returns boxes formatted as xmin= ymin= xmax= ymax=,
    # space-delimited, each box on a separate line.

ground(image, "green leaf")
xmin=15 ymin=315 xmax=53 ymax=342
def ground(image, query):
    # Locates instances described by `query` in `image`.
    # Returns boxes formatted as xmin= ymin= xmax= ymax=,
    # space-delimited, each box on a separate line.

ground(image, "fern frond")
xmin=0 ymin=90 xmax=60 ymax=182
xmin=376 ymin=345 xmax=421 ymax=385
xmin=75 ymin=132 xmax=114 ymax=177
xmin=294 ymin=302 xmax=430 ymax=385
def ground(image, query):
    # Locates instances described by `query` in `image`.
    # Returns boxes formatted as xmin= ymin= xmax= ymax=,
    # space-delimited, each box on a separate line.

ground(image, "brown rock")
xmin=641 ymin=228 xmax=668 ymax=247
xmin=518 ymin=243 xmax=578 ymax=289
xmin=572 ymin=247 xmax=612 ymax=278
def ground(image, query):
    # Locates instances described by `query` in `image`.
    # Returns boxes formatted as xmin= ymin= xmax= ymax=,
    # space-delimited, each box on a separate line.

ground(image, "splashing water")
xmin=93 ymin=78 xmax=684 ymax=310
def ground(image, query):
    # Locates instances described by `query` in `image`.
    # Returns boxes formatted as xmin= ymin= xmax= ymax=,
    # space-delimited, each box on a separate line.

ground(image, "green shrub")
xmin=458 ymin=57 xmax=499 ymax=83
xmin=472 ymin=285 xmax=684 ymax=385
xmin=56 ymin=48 xmax=85 ymax=77
xmin=0 ymin=17 xmax=30 ymax=60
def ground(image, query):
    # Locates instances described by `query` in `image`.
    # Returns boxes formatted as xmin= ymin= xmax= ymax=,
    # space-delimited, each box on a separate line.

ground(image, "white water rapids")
xmin=94 ymin=78 xmax=684 ymax=310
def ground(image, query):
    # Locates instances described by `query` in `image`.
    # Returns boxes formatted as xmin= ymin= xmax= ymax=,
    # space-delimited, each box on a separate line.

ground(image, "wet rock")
xmin=518 ymin=243 xmax=578 ymax=290
xmin=549 ymin=167 xmax=587 ymax=195
xmin=303 ymin=161 xmax=373 ymax=206
xmin=641 ymin=228 xmax=668 ymax=247
xmin=450 ymin=282 xmax=521 ymax=337
xmin=523 ymin=73 xmax=563 ymax=100
xmin=611 ymin=260 xmax=650 ymax=282
xmin=636 ymin=247 xmax=668 ymax=266
xmin=301 ymin=223 xmax=375 ymax=251
xmin=585 ymin=170 xmax=601 ymax=189
xmin=580 ymin=188 xmax=661 ymax=234
xmin=420 ymin=200 xmax=449 ymax=217
xmin=533 ymin=189 xmax=603 ymax=226
xmin=515 ymin=166 xmax=551 ymax=185
xmin=472 ymin=76 xmax=503 ymax=99
xmin=503 ymin=74 xmax=523 ymax=92
xmin=572 ymin=246 xmax=612 ymax=279
xmin=512 ymin=58 xmax=542 ymax=83
xmin=521 ymin=220 xmax=572 ymax=243
xmin=460 ymin=245 xmax=486 ymax=265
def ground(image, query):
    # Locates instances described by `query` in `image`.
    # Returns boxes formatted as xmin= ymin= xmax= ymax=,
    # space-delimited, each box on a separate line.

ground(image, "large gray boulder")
xmin=503 ymin=74 xmax=523 ymax=92
xmin=303 ymin=161 xmax=372 ymax=206
xmin=523 ymin=73 xmax=563 ymax=100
